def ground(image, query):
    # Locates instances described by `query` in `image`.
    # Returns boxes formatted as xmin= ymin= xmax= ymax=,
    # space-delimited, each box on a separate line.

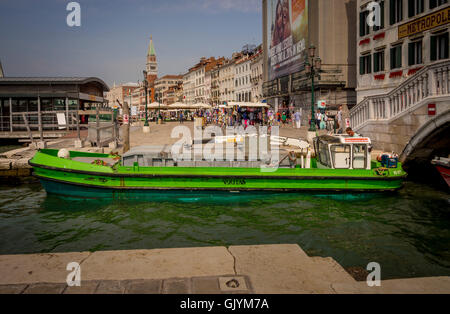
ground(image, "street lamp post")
xmin=304 ymin=45 xmax=322 ymax=133
xmin=155 ymin=91 xmax=163 ymax=124
xmin=157 ymin=92 xmax=162 ymax=124
xmin=129 ymin=90 xmax=132 ymax=115
xmin=143 ymin=71 xmax=150 ymax=133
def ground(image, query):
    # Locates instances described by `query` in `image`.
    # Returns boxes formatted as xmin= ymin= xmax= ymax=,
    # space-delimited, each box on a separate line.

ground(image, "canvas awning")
xmin=140 ymin=103 xmax=169 ymax=110
xmin=226 ymin=102 xmax=269 ymax=108
xmin=167 ymin=103 xmax=212 ymax=110
xmin=168 ymin=102 xmax=193 ymax=109
xmin=193 ymin=103 xmax=212 ymax=109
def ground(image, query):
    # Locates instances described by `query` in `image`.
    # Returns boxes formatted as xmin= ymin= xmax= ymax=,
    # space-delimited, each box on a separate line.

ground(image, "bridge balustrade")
xmin=350 ymin=60 xmax=450 ymax=130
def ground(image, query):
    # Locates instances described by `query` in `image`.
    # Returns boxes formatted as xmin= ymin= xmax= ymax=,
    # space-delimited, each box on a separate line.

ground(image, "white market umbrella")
xmin=192 ymin=103 xmax=211 ymax=109
xmin=146 ymin=103 xmax=168 ymax=110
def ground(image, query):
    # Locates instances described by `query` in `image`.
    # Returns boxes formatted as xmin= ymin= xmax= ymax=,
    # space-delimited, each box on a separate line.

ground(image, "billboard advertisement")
xmin=265 ymin=0 xmax=309 ymax=81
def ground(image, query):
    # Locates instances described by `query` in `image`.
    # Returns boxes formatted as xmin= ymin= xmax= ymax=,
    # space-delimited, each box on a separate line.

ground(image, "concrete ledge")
xmin=0 ymin=168 xmax=32 ymax=177
xmin=0 ymin=276 xmax=255 ymax=294
xmin=0 ymin=160 xmax=12 ymax=170
xmin=0 ymin=247 xmax=234 ymax=285
xmin=0 ymin=245 xmax=449 ymax=294
xmin=0 ymin=147 xmax=31 ymax=159
xmin=12 ymin=159 xmax=32 ymax=169
xmin=81 ymin=247 xmax=235 ymax=281
xmin=229 ymin=244 xmax=355 ymax=294
xmin=0 ymin=252 xmax=91 ymax=285
xmin=0 ymin=158 xmax=33 ymax=177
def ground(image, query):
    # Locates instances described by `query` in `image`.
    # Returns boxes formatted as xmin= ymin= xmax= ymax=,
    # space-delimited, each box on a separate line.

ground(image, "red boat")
xmin=432 ymin=157 xmax=450 ymax=188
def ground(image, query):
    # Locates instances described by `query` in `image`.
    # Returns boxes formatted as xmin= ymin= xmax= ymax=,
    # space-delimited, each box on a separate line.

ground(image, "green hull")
xmin=30 ymin=149 xmax=407 ymax=198
xmin=38 ymin=179 xmax=394 ymax=202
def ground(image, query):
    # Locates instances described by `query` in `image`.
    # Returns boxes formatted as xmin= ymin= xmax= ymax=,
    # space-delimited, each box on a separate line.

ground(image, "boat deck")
xmin=72 ymin=157 xmax=120 ymax=167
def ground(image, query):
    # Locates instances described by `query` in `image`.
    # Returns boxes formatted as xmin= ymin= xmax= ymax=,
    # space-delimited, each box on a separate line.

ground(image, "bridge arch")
xmin=401 ymin=109 xmax=450 ymax=180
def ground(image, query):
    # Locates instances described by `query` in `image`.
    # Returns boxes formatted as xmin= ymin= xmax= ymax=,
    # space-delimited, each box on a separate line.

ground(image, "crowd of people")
xmin=144 ymin=104 xmax=346 ymax=134
xmin=191 ymin=107 xmax=268 ymax=129
xmin=189 ymin=107 xmax=310 ymax=130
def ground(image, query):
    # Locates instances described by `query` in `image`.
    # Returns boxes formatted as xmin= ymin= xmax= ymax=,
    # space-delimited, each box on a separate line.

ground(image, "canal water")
xmin=0 ymin=180 xmax=448 ymax=280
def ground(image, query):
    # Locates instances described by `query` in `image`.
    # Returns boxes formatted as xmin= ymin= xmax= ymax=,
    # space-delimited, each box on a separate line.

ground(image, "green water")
xmin=0 ymin=180 xmax=449 ymax=280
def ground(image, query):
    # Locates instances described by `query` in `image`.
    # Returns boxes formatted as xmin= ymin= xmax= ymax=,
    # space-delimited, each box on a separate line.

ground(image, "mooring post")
xmin=9 ymin=97 xmax=12 ymax=133
xmin=65 ymin=97 xmax=69 ymax=132
xmin=38 ymin=96 xmax=43 ymax=142
xmin=96 ymin=104 xmax=100 ymax=148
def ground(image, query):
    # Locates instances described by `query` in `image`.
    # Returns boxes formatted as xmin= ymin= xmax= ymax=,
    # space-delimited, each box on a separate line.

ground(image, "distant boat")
xmin=29 ymin=135 xmax=407 ymax=200
xmin=431 ymin=157 xmax=450 ymax=188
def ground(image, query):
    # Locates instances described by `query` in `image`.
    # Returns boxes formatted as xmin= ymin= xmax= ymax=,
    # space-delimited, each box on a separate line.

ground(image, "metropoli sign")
xmin=398 ymin=6 xmax=450 ymax=39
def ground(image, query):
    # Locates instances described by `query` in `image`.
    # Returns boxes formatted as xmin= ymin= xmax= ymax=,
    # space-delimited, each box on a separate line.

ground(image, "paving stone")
xmin=63 ymin=281 xmax=100 ymax=294
xmin=162 ymin=278 xmax=190 ymax=294
xmin=0 ymin=284 xmax=28 ymax=294
xmin=192 ymin=277 xmax=221 ymax=294
xmin=23 ymin=283 xmax=66 ymax=294
xmin=95 ymin=280 xmax=126 ymax=294
xmin=124 ymin=280 xmax=162 ymax=294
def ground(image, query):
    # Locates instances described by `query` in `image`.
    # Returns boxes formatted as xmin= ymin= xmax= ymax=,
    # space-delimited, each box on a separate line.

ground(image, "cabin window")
xmin=331 ymin=145 xmax=351 ymax=169
xmin=318 ymin=142 xmax=332 ymax=168
xmin=353 ymin=144 xmax=368 ymax=169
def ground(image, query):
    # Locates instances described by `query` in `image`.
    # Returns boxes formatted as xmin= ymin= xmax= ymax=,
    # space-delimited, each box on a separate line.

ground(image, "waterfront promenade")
xmin=1 ymin=244 xmax=449 ymax=294
xmin=0 ymin=122 xmax=319 ymax=178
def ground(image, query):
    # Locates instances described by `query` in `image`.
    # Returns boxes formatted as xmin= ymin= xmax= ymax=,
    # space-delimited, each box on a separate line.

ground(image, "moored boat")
xmin=29 ymin=135 xmax=407 ymax=199
xmin=431 ymin=157 xmax=450 ymax=188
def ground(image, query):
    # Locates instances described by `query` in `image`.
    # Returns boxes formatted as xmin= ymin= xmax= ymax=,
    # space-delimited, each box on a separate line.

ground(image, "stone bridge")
xmin=350 ymin=60 xmax=450 ymax=175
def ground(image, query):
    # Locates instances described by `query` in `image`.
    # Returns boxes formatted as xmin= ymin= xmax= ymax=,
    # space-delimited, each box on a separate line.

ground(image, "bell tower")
xmin=146 ymin=35 xmax=158 ymax=83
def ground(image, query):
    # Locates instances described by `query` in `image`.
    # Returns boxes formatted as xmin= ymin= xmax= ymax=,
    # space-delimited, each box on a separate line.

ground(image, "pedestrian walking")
xmin=320 ymin=112 xmax=327 ymax=130
xmin=294 ymin=111 xmax=302 ymax=129
xmin=281 ymin=112 xmax=287 ymax=127
xmin=179 ymin=112 xmax=184 ymax=124
xmin=315 ymin=110 xmax=321 ymax=129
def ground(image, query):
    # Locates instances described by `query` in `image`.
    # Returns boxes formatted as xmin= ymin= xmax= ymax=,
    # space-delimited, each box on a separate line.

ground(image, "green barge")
xmin=29 ymin=136 xmax=407 ymax=199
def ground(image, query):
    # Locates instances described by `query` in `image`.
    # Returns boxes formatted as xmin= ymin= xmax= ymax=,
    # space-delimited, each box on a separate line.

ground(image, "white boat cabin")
xmin=313 ymin=135 xmax=372 ymax=170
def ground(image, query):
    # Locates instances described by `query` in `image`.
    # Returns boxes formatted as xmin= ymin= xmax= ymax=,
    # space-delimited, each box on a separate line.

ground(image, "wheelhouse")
xmin=313 ymin=135 xmax=372 ymax=170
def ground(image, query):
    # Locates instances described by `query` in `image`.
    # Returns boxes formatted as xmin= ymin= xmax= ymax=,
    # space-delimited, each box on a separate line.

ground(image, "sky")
xmin=0 ymin=0 xmax=262 ymax=87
